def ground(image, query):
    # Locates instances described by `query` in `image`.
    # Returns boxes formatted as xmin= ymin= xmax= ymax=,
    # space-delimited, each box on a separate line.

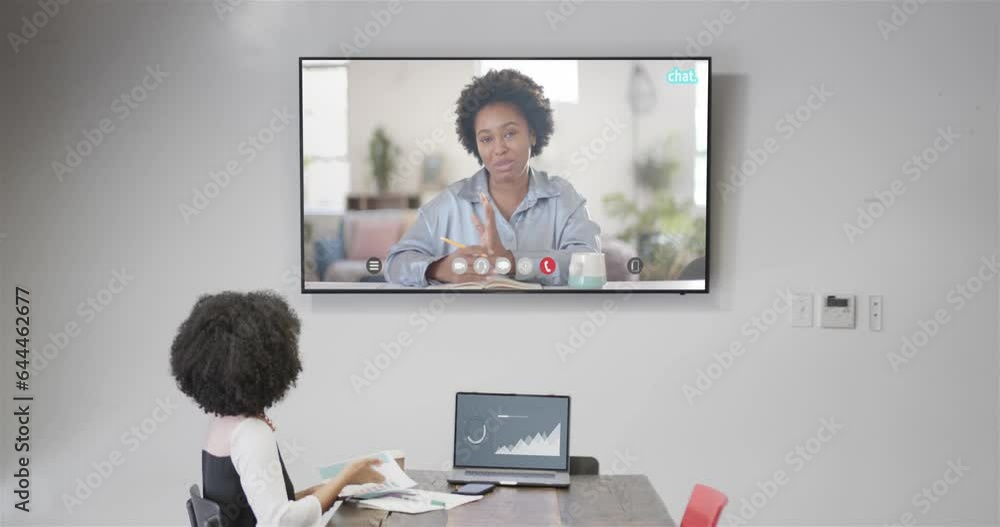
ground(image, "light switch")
xmin=821 ymin=294 xmax=856 ymax=329
xmin=869 ymin=295 xmax=883 ymax=331
xmin=790 ymin=293 xmax=814 ymax=327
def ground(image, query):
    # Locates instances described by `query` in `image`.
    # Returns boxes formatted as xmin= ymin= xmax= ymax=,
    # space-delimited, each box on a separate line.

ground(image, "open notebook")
xmin=430 ymin=277 xmax=542 ymax=291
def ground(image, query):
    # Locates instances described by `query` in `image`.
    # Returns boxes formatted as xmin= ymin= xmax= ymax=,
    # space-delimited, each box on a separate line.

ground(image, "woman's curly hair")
xmin=454 ymin=68 xmax=554 ymax=165
xmin=170 ymin=290 xmax=302 ymax=416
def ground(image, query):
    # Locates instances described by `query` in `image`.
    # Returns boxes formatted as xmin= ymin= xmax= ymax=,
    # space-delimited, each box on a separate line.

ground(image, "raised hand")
xmin=470 ymin=192 xmax=514 ymax=265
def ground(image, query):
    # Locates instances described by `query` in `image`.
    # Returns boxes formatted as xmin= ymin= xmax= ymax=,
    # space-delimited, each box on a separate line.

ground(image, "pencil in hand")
xmin=440 ymin=237 xmax=467 ymax=249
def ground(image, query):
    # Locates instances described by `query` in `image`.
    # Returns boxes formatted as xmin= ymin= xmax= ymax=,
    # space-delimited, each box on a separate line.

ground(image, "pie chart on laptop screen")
xmin=464 ymin=418 xmax=487 ymax=445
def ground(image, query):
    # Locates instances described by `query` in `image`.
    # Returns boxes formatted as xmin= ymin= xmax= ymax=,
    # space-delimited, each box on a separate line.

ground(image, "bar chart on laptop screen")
xmin=494 ymin=423 xmax=561 ymax=456
xmin=456 ymin=394 xmax=568 ymax=470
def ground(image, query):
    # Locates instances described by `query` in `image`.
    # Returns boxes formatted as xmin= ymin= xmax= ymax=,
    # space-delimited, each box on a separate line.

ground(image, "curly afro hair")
xmin=170 ymin=290 xmax=302 ymax=417
xmin=454 ymin=68 xmax=554 ymax=165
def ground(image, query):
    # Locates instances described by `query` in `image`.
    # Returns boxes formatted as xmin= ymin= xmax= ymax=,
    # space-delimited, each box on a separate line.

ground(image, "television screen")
xmin=301 ymin=57 xmax=710 ymax=293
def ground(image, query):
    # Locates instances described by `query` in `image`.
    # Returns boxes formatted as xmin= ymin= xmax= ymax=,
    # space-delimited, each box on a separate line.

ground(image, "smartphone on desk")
xmin=453 ymin=483 xmax=495 ymax=495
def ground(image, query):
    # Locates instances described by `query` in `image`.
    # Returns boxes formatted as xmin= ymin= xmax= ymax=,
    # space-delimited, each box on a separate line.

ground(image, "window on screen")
xmin=303 ymin=61 xmax=350 ymax=213
xmin=693 ymin=60 xmax=709 ymax=208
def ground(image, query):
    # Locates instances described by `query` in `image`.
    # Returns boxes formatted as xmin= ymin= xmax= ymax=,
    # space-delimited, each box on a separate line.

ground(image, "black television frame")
xmin=299 ymin=56 xmax=712 ymax=294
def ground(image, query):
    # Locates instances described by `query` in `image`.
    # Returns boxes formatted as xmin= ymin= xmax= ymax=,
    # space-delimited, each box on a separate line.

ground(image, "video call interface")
xmin=301 ymin=58 xmax=709 ymax=292
xmin=454 ymin=394 xmax=570 ymax=471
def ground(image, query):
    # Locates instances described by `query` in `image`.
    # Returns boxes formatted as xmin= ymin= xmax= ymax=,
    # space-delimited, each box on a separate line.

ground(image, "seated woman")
xmin=170 ymin=290 xmax=384 ymax=526
xmin=385 ymin=68 xmax=601 ymax=287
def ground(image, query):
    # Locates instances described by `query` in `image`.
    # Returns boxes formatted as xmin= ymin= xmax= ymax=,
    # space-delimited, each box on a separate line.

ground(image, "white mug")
xmin=568 ymin=252 xmax=607 ymax=289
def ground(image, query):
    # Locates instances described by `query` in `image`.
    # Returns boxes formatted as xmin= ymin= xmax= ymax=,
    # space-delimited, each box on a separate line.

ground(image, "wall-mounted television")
xmin=300 ymin=57 xmax=710 ymax=293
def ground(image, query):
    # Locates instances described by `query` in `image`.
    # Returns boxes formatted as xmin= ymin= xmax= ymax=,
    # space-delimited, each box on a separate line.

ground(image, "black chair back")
xmin=569 ymin=456 xmax=600 ymax=475
xmin=186 ymin=484 xmax=223 ymax=527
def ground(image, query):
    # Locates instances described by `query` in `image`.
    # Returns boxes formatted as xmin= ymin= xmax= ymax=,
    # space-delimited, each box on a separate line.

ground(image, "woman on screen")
xmin=170 ymin=291 xmax=384 ymax=526
xmin=384 ymin=68 xmax=601 ymax=287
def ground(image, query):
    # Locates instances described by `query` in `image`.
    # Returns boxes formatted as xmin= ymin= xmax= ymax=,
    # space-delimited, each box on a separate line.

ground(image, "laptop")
xmin=448 ymin=392 xmax=571 ymax=488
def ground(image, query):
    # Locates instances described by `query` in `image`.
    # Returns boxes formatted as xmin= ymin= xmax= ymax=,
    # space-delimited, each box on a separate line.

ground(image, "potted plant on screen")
xmin=368 ymin=126 xmax=399 ymax=194
xmin=602 ymin=140 xmax=706 ymax=280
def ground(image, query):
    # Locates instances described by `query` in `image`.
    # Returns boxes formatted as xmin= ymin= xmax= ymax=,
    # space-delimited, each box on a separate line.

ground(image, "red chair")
xmin=679 ymin=484 xmax=729 ymax=527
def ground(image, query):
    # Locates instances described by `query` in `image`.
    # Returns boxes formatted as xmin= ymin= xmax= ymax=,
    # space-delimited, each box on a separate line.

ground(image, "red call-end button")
xmin=539 ymin=257 xmax=556 ymax=275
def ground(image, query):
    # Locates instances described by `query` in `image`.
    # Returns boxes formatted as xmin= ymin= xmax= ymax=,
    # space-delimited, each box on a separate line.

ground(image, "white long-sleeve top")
xmin=206 ymin=416 xmax=323 ymax=526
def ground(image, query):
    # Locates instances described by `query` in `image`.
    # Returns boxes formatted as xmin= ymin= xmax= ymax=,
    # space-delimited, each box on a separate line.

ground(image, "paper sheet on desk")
xmin=355 ymin=489 xmax=483 ymax=514
xmin=317 ymin=451 xmax=416 ymax=499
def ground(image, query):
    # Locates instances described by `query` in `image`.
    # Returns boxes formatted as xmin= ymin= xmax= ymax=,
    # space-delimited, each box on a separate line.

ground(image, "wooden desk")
xmin=327 ymin=470 xmax=675 ymax=527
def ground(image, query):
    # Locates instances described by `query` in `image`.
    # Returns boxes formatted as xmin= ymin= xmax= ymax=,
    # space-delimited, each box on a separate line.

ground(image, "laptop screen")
xmin=454 ymin=393 xmax=570 ymax=471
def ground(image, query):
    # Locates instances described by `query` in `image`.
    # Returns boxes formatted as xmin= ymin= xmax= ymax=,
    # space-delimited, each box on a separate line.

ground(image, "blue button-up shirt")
xmin=385 ymin=166 xmax=602 ymax=287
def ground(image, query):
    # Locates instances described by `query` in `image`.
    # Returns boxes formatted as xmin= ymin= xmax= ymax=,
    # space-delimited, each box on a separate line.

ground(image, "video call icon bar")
xmin=370 ymin=255 xmax=641 ymax=281
xmin=449 ymin=255 xmax=549 ymax=277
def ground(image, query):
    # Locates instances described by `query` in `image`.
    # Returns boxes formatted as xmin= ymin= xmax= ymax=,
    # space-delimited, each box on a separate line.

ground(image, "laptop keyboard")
xmin=465 ymin=470 xmax=556 ymax=479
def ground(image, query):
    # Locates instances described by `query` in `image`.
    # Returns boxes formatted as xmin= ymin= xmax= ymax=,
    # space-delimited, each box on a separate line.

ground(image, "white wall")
xmin=1 ymin=1 xmax=998 ymax=525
